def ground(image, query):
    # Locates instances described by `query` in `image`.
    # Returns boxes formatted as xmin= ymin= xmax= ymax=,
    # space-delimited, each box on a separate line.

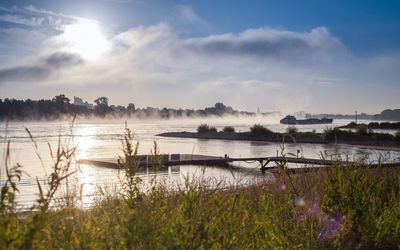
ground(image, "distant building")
xmin=73 ymin=96 xmax=84 ymax=106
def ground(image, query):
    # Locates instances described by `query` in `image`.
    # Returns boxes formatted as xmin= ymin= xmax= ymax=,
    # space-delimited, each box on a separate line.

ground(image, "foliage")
xmin=222 ymin=126 xmax=235 ymax=133
xmin=395 ymin=130 xmax=400 ymax=141
xmin=250 ymin=124 xmax=273 ymax=136
xmin=323 ymin=127 xmax=340 ymax=141
xmin=286 ymin=126 xmax=298 ymax=135
xmin=0 ymin=97 xmax=256 ymax=121
xmin=356 ymin=124 xmax=369 ymax=135
xmin=340 ymin=122 xmax=400 ymax=130
xmin=322 ymin=126 xmax=395 ymax=144
xmin=1 ymin=126 xmax=400 ymax=248
xmin=197 ymin=124 xmax=217 ymax=134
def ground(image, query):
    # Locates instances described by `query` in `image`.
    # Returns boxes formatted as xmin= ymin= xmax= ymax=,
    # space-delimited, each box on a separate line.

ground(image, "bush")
xmin=222 ymin=126 xmax=235 ymax=133
xmin=2 ymin=125 xmax=400 ymax=249
xmin=197 ymin=124 xmax=217 ymax=134
xmin=323 ymin=127 xmax=341 ymax=141
xmin=250 ymin=124 xmax=272 ymax=136
xmin=286 ymin=126 xmax=298 ymax=135
xmin=356 ymin=125 xmax=369 ymax=135
xmin=395 ymin=130 xmax=400 ymax=141
xmin=208 ymin=126 xmax=217 ymax=133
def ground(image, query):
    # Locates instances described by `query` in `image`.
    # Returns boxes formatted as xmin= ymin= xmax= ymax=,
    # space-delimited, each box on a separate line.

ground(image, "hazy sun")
xmin=61 ymin=19 xmax=110 ymax=60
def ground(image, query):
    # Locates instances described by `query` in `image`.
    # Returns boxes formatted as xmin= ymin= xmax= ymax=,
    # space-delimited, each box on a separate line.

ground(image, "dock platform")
xmin=78 ymin=154 xmax=400 ymax=171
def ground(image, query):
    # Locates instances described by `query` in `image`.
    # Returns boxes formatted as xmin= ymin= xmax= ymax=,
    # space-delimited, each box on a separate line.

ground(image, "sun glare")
xmin=61 ymin=19 xmax=110 ymax=60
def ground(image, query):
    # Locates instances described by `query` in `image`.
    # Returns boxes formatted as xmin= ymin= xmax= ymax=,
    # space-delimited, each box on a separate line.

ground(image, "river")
xmin=1 ymin=117 xmax=399 ymax=208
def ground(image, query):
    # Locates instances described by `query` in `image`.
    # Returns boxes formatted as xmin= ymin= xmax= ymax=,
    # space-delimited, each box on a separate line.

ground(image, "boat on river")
xmin=280 ymin=115 xmax=333 ymax=125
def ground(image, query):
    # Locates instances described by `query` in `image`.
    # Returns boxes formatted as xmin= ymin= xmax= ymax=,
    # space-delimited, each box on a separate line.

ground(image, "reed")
xmin=0 ymin=125 xmax=399 ymax=249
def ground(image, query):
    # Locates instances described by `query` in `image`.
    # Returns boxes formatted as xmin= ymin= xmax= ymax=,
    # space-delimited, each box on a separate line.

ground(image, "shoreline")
xmin=157 ymin=131 xmax=400 ymax=151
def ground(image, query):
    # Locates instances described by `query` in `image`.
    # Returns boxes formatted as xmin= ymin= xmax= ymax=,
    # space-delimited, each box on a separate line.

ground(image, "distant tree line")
xmin=306 ymin=109 xmax=400 ymax=121
xmin=0 ymin=95 xmax=264 ymax=121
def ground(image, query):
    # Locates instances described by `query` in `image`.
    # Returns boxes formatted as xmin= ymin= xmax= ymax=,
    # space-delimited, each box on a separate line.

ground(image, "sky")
xmin=0 ymin=0 xmax=399 ymax=114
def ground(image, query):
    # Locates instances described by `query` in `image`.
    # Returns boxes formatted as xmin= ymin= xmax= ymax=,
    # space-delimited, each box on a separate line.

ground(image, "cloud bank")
xmin=0 ymin=52 xmax=83 ymax=83
xmin=0 ymin=8 xmax=398 ymax=113
xmin=184 ymin=27 xmax=346 ymax=62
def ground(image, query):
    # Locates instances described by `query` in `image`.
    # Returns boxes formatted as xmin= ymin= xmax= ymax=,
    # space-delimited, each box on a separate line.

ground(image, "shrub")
xmin=286 ymin=126 xmax=298 ymax=135
xmin=356 ymin=125 xmax=369 ymax=135
xmin=197 ymin=124 xmax=217 ymax=134
xmin=323 ymin=127 xmax=341 ymax=141
xmin=222 ymin=126 xmax=235 ymax=133
xmin=1 ymin=124 xmax=400 ymax=249
xmin=250 ymin=124 xmax=272 ymax=136
xmin=395 ymin=130 xmax=400 ymax=141
xmin=208 ymin=126 xmax=217 ymax=133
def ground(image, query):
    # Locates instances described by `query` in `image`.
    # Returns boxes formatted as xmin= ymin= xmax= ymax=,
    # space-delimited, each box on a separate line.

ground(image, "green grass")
xmin=1 ymin=126 xmax=400 ymax=249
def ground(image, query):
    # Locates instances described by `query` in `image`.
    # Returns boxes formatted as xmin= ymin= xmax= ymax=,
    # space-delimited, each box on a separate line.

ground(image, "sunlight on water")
xmin=1 ymin=118 xmax=399 ymax=208
xmin=74 ymin=125 xmax=98 ymax=159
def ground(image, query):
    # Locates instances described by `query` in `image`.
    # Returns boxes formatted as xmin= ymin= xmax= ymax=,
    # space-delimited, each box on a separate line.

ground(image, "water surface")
xmin=1 ymin=118 xmax=399 ymax=208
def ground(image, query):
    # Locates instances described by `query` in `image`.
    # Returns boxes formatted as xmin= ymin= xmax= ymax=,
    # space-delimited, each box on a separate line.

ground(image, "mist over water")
xmin=1 ymin=116 xmax=400 ymax=208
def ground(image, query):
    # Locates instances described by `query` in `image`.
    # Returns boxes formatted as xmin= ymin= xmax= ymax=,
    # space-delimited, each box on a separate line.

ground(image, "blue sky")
xmin=0 ymin=0 xmax=399 ymax=113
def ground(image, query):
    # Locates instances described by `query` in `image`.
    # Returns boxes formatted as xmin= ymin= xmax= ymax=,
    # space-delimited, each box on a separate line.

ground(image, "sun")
xmin=61 ymin=19 xmax=110 ymax=60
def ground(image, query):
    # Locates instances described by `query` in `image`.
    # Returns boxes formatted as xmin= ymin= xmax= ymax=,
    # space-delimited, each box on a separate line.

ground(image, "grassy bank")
xmin=1 ymin=127 xmax=400 ymax=249
xmin=339 ymin=121 xmax=400 ymax=130
xmin=158 ymin=124 xmax=400 ymax=148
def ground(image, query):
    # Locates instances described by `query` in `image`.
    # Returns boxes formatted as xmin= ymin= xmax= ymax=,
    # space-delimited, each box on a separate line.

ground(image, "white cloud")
xmin=0 ymin=5 xmax=77 ymax=30
xmin=0 ymin=21 xmax=397 ymax=113
xmin=183 ymin=27 xmax=347 ymax=63
xmin=0 ymin=14 xmax=45 ymax=26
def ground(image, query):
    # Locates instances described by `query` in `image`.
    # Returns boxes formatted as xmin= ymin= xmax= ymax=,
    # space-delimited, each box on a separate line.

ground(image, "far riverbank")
xmin=157 ymin=125 xmax=400 ymax=150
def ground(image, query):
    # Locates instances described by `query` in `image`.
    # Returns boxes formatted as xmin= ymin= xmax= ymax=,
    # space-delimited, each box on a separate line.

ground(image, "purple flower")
xmin=306 ymin=202 xmax=321 ymax=218
xmin=318 ymin=214 xmax=343 ymax=240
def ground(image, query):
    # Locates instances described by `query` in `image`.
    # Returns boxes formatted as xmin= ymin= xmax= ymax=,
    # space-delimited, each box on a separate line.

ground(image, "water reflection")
xmin=1 ymin=119 xmax=399 ymax=208
xmin=74 ymin=126 xmax=97 ymax=159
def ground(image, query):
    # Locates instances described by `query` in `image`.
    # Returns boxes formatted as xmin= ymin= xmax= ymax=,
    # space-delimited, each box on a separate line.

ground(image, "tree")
xmin=52 ymin=94 xmax=70 ymax=105
xmin=94 ymin=97 xmax=109 ymax=107
xmin=52 ymin=94 xmax=70 ymax=114
xmin=94 ymin=97 xmax=110 ymax=116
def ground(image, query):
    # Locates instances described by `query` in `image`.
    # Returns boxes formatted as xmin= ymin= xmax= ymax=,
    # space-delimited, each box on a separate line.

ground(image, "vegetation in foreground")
xmin=0 ymin=127 xmax=400 ymax=249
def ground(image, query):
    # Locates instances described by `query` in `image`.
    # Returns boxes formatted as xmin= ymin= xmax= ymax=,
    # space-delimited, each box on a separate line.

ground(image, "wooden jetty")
xmin=78 ymin=154 xmax=400 ymax=172
xmin=78 ymin=154 xmax=228 ymax=169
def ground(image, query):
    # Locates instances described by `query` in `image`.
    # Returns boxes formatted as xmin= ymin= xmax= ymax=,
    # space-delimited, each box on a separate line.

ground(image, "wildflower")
xmin=318 ymin=214 xmax=343 ymax=240
xmin=306 ymin=202 xmax=320 ymax=218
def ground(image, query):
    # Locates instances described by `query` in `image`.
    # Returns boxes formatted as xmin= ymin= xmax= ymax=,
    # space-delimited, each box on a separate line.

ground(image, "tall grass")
xmin=0 ymin=125 xmax=399 ymax=248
